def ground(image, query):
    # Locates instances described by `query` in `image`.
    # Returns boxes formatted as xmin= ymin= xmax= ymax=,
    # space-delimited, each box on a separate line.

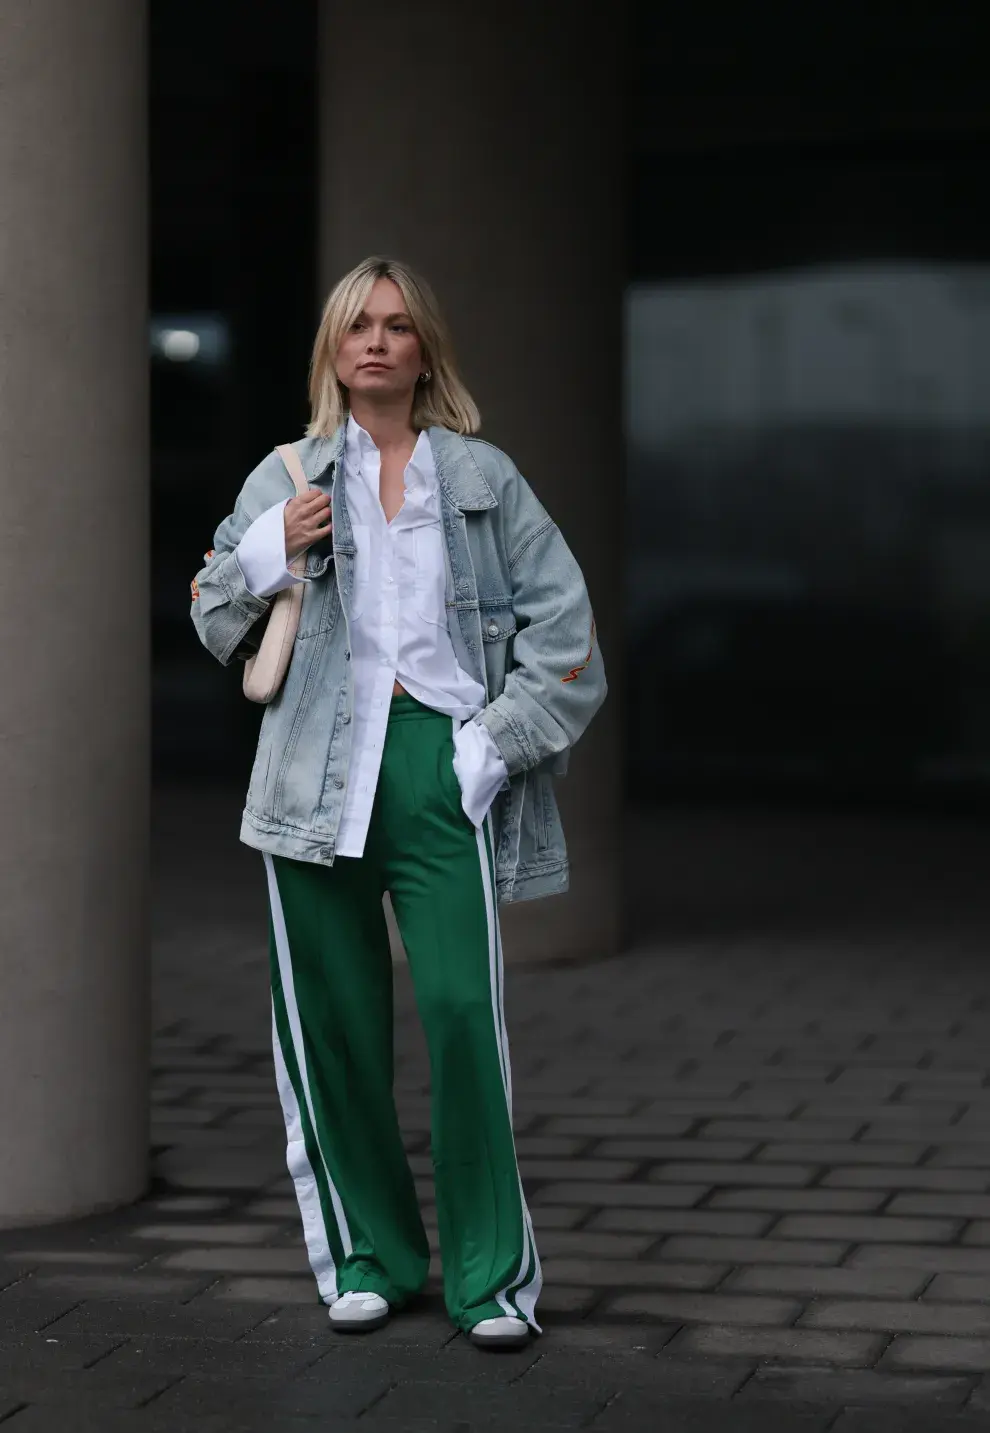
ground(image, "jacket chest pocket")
xmin=479 ymin=604 xmax=517 ymax=691
xmin=296 ymin=569 xmax=341 ymax=639
xmin=480 ymin=606 xmax=516 ymax=647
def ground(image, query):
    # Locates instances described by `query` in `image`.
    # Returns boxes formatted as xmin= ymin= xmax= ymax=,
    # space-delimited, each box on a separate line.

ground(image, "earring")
xmin=419 ymin=369 xmax=432 ymax=383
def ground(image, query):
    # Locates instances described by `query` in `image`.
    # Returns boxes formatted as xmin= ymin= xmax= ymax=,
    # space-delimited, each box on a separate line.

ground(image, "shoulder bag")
xmin=242 ymin=443 xmax=313 ymax=704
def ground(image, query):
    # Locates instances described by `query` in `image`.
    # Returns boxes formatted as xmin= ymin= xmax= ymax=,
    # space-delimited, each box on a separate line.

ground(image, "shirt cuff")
xmin=452 ymin=719 xmax=511 ymax=829
xmin=234 ymin=499 xmax=307 ymax=598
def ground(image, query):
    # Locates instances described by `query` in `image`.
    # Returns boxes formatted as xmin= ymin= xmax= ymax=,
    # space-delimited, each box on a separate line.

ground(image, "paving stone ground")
xmin=4 ymin=788 xmax=990 ymax=1430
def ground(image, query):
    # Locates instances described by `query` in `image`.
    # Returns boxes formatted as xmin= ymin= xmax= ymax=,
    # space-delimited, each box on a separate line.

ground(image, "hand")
xmin=284 ymin=488 xmax=332 ymax=561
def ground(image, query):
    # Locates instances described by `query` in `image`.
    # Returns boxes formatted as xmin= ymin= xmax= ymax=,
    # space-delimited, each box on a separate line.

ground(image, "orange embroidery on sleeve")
xmin=191 ymin=550 xmax=214 ymax=600
xmin=561 ymin=619 xmax=596 ymax=683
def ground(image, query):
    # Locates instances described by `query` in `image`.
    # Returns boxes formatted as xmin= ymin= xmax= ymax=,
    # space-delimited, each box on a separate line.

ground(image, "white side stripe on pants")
xmin=265 ymin=853 xmax=353 ymax=1300
xmin=271 ymin=1007 xmax=338 ymax=1302
xmin=475 ymin=816 xmax=543 ymax=1331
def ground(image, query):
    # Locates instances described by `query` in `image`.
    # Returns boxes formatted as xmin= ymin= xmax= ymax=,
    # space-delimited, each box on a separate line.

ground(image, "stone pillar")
xmin=0 ymin=3 xmax=149 ymax=1223
xmin=319 ymin=3 xmax=625 ymax=962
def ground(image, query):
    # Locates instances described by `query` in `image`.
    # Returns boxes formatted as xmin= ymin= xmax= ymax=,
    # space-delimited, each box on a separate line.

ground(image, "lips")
xmin=359 ymin=362 xmax=390 ymax=371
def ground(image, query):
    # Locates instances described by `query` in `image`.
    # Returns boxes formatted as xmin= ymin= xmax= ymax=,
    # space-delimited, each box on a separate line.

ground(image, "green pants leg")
xmin=376 ymin=697 xmax=541 ymax=1332
xmin=265 ymin=694 xmax=541 ymax=1333
xmin=266 ymin=850 xmax=431 ymax=1307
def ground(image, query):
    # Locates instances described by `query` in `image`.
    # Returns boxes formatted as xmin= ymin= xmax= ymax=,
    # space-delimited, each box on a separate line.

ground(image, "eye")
xmin=390 ymin=323 xmax=410 ymax=333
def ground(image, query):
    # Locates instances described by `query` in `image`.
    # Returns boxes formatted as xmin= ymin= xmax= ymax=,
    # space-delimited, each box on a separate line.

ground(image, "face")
xmin=335 ymin=277 xmax=424 ymax=404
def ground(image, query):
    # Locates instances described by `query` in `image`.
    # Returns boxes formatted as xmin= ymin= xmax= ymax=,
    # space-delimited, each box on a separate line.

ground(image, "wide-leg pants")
xmin=264 ymin=693 xmax=541 ymax=1333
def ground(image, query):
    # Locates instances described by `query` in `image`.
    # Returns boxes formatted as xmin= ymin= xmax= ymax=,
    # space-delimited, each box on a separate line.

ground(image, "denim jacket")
xmin=190 ymin=424 xmax=606 ymax=903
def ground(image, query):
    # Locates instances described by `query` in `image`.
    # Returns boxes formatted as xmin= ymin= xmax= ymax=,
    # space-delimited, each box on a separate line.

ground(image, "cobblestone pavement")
xmin=3 ymin=791 xmax=990 ymax=1430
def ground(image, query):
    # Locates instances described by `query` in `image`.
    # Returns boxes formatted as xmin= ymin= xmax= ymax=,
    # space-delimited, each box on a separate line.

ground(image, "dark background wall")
xmin=630 ymin=8 xmax=990 ymax=275
xmin=150 ymin=1 xmax=990 ymax=815
xmin=626 ymin=6 xmax=990 ymax=809
xmin=150 ymin=0 xmax=316 ymax=779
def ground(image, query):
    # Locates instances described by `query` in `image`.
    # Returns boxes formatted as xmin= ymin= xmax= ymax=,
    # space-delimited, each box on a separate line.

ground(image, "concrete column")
xmin=318 ymin=3 xmax=625 ymax=963
xmin=0 ymin=3 xmax=149 ymax=1223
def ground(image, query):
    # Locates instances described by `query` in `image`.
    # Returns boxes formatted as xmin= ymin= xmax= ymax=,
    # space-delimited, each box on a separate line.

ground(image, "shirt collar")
xmin=325 ymin=420 xmax=498 ymax=513
xmin=345 ymin=414 xmax=436 ymax=499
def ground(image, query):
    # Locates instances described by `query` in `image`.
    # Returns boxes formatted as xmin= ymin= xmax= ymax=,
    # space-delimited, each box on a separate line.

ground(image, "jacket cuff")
xmin=475 ymin=701 xmax=534 ymax=777
xmin=215 ymin=548 xmax=271 ymax=619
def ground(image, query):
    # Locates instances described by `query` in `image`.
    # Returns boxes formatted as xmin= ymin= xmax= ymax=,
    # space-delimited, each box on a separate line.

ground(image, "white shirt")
xmin=234 ymin=417 xmax=508 ymax=856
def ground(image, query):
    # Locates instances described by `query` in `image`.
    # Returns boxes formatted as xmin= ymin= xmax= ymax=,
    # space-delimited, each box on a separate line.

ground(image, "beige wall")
xmin=0 ymin=1 xmax=149 ymax=1224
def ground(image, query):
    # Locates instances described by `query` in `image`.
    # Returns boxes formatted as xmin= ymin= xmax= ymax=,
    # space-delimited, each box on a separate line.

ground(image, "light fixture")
xmin=161 ymin=329 xmax=201 ymax=362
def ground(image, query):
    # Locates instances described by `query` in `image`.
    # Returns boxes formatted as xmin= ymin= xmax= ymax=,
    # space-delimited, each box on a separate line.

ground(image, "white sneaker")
xmin=469 ymin=1315 xmax=530 ymax=1348
xmin=329 ymin=1291 xmax=390 ymax=1332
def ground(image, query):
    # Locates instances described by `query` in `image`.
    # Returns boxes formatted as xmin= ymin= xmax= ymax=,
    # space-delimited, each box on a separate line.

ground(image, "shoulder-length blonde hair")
xmin=306 ymin=256 xmax=481 ymax=437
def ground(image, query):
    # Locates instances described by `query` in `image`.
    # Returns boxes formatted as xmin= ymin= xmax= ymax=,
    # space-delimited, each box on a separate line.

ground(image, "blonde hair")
xmin=306 ymin=256 xmax=481 ymax=437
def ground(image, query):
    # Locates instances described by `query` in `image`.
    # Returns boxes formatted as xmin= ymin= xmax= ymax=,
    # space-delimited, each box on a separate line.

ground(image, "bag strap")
xmin=275 ymin=443 xmax=311 ymax=497
xmin=274 ymin=444 xmax=314 ymax=578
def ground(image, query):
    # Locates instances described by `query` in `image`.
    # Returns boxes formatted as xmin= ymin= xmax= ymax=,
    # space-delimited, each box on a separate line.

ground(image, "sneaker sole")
xmin=469 ymin=1328 xmax=530 ymax=1349
xmin=330 ymin=1311 xmax=390 ymax=1333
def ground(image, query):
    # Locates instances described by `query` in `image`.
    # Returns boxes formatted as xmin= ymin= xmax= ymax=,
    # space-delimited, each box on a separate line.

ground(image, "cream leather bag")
xmin=242 ymin=444 xmax=313 ymax=704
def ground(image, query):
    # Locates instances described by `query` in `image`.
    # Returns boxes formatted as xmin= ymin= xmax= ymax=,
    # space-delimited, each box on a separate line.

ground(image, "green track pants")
xmin=265 ymin=694 xmax=541 ymax=1333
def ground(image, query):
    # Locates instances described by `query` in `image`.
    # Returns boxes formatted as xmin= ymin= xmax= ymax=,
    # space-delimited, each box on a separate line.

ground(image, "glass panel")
xmin=626 ymin=263 xmax=990 ymax=801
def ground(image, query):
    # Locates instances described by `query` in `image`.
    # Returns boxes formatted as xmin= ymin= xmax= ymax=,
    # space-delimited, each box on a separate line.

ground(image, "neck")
xmin=349 ymin=394 xmax=417 ymax=452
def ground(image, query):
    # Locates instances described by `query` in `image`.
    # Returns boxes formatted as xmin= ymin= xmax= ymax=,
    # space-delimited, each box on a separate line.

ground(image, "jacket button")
xmin=341 ymin=713 xmax=350 ymax=724
xmin=487 ymin=622 xmax=499 ymax=637
xmin=333 ymin=778 xmax=344 ymax=789
xmin=344 ymin=649 xmax=351 ymax=660
xmin=319 ymin=847 xmax=331 ymax=859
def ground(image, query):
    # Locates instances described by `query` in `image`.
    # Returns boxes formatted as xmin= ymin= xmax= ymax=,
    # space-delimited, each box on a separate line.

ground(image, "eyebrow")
xmin=355 ymin=310 xmax=413 ymax=323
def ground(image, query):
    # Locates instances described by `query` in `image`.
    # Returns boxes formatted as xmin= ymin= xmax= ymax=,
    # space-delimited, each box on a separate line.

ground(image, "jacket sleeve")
xmin=189 ymin=452 xmax=293 ymax=666
xmin=475 ymin=464 xmax=607 ymax=776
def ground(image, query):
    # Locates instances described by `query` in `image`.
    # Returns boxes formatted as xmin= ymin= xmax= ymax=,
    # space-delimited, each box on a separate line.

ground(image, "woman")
xmin=191 ymin=256 xmax=606 ymax=1348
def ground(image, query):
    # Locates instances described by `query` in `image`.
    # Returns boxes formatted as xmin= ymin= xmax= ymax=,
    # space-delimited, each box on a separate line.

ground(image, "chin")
xmin=352 ymin=372 xmax=393 ymax=387
xmin=352 ymin=377 xmax=410 ymax=399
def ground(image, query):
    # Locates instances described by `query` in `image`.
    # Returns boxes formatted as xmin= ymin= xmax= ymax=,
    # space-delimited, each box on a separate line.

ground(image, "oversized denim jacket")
xmin=190 ymin=424 xmax=606 ymax=903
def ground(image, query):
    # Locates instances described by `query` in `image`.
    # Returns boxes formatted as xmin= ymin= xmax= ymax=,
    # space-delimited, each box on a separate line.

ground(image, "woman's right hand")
xmin=284 ymin=488 xmax=332 ymax=561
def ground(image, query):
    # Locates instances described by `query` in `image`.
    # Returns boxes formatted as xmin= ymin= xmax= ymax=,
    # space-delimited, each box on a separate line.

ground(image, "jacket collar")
xmin=302 ymin=428 xmax=345 ymax=483
xmin=301 ymin=423 xmax=497 ymax=512
xmin=427 ymin=426 xmax=497 ymax=512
